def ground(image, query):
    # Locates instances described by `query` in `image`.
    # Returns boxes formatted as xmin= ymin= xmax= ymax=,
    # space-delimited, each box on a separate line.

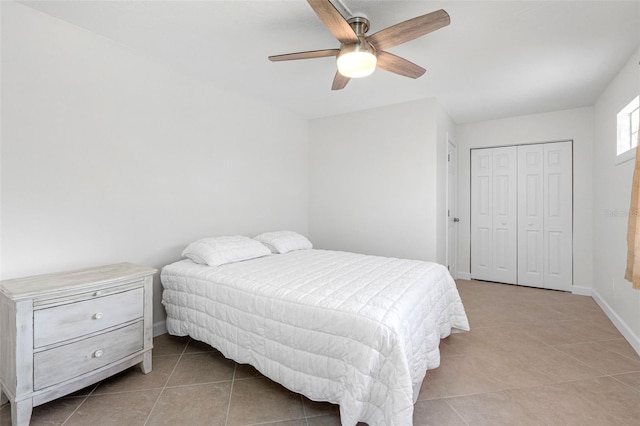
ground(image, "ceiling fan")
xmin=268 ymin=0 xmax=450 ymax=90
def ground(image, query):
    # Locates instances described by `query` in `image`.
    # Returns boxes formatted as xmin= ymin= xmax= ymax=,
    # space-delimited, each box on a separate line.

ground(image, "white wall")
xmin=456 ymin=107 xmax=595 ymax=292
xmin=0 ymin=2 xmax=309 ymax=326
xmin=309 ymin=98 xmax=452 ymax=263
xmin=5 ymin=1 xmax=635 ymax=346
xmin=592 ymin=49 xmax=640 ymax=353
xmin=436 ymin=105 xmax=456 ymax=265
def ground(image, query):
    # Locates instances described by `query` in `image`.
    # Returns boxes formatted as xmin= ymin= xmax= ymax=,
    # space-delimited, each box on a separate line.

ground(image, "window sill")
xmin=616 ymin=146 xmax=636 ymax=165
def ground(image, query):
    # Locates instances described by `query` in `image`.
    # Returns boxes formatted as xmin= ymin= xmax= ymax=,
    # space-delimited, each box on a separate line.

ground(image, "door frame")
xmin=446 ymin=134 xmax=458 ymax=278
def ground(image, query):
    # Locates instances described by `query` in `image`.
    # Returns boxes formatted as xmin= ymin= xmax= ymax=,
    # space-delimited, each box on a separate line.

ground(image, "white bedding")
xmin=161 ymin=249 xmax=469 ymax=426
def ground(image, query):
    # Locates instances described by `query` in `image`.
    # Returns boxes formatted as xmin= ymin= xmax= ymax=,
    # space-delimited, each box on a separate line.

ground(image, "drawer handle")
xmin=93 ymin=312 xmax=104 ymax=320
xmin=93 ymin=291 xmax=103 ymax=297
xmin=93 ymin=349 xmax=104 ymax=358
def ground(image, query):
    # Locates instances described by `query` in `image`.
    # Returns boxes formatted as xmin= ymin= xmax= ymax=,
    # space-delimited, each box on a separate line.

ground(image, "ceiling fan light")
xmin=337 ymin=45 xmax=377 ymax=78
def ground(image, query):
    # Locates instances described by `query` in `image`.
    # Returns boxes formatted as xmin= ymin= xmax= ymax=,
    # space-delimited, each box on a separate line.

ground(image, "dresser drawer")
xmin=33 ymin=321 xmax=144 ymax=390
xmin=34 ymin=287 xmax=144 ymax=348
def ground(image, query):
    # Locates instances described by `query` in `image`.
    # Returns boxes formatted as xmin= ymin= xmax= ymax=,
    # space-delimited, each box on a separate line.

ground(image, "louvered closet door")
xmin=471 ymin=147 xmax=517 ymax=284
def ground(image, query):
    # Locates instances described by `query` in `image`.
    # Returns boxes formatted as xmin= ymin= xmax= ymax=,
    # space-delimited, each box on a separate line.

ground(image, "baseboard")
xmin=457 ymin=271 xmax=471 ymax=280
xmin=153 ymin=320 xmax=167 ymax=337
xmin=592 ymin=288 xmax=640 ymax=357
xmin=571 ymin=285 xmax=592 ymax=296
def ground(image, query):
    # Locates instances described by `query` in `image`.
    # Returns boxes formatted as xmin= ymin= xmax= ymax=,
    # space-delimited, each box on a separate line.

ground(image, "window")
xmin=617 ymin=95 xmax=640 ymax=157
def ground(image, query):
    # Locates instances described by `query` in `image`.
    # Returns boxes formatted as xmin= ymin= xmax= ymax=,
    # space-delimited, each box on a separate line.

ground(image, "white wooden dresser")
xmin=0 ymin=263 xmax=156 ymax=426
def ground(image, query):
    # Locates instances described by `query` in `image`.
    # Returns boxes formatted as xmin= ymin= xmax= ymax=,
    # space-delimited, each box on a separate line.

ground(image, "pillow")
xmin=253 ymin=231 xmax=313 ymax=254
xmin=182 ymin=235 xmax=271 ymax=267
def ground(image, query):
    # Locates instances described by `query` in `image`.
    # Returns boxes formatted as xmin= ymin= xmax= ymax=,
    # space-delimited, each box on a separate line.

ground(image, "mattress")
xmin=161 ymin=249 xmax=469 ymax=425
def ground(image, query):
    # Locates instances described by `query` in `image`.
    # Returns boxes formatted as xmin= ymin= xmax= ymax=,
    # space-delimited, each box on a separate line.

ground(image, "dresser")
xmin=0 ymin=263 xmax=156 ymax=426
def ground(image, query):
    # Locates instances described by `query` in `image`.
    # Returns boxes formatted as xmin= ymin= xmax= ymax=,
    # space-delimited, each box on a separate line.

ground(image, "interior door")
xmin=471 ymin=146 xmax=518 ymax=284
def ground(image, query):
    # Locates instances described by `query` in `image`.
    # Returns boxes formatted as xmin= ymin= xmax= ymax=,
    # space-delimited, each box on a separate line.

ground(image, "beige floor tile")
xmin=542 ymin=301 xmax=610 ymax=323
xmin=507 ymin=385 xmax=622 ymax=426
xmin=145 ymin=382 xmax=231 ymax=426
xmin=507 ymin=344 xmax=602 ymax=383
xmin=460 ymin=343 xmax=601 ymax=388
xmin=508 ymin=376 xmax=638 ymax=425
xmin=412 ymin=399 xmax=466 ymax=426
xmin=553 ymin=341 xmax=640 ymax=374
xmin=152 ymin=334 xmax=189 ymax=356
xmin=235 ymin=363 xmax=264 ymax=380
xmin=438 ymin=330 xmax=479 ymax=357
xmin=306 ymin=413 xmax=342 ymax=426
xmin=29 ymin=397 xmax=85 ymax=426
xmin=184 ymin=338 xmax=216 ymax=354
xmin=460 ymin=325 xmax=547 ymax=354
xmin=603 ymin=338 xmax=640 ymax=360
xmin=590 ymin=316 xmax=626 ymax=335
xmin=94 ymin=355 xmax=180 ymax=394
xmin=446 ymin=390 xmax=545 ymax=425
xmin=463 ymin=304 xmax=534 ymax=328
xmin=517 ymin=303 xmax=590 ymax=323
xmin=521 ymin=319 xmax=621 ymax=346
xmin=167 ymin=351 xmax=236 ymax=386
xmin=564 ymin=376 xmax=640 ymax=424
xmin=64 ymin=390 xmax=161 ymax=426
xmin=262 ymin=419 xmax=308 ymax=426
xmin=441 ymin=325 xmax=543 ymax=357
xmin=302 ymin=396 xmax=340 ymax=418
xmin=0 ymin=403 xmax=9 ymax=425
xmin=463 ymin=348 xmax=579 ymax=389
xmin=226 ymin=377 xmax=305 ymax=426
xmin=520 ymin=289 xmax=587 ymax=306
xmin=506 ymin=385 xmax=615 ymax=426
xmin=612 ymin=371 xmax=640 ymax=392
xmin=1 ymin=396 xmax=87 ymax=426
xmin=63 ymin=383 xmax=99 ymax=398
xmin=418 ymin=355 xmax=503 ymax=400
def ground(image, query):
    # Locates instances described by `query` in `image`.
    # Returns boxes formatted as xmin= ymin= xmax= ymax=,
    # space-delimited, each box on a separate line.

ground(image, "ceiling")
xmin=20 ymin=0 xmax=640 ymax=123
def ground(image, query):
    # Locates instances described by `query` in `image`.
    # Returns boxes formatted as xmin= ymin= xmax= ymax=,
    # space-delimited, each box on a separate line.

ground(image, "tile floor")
xmin=2 ymin=279 xmax=640 ymax=425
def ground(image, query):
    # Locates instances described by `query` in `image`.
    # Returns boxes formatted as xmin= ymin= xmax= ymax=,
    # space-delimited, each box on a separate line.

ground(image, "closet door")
xmin=471 ymin=149 xmax=493 ymax=280
xmin=517 ymin=144 xmax=544 ymax=287
xmin=471 ymin=147 xmax=517 ymax=284
xmin=543 ymin=141 xmax=573 ymax=291
xmin=517 ymin=141 xmax=573 ymax=290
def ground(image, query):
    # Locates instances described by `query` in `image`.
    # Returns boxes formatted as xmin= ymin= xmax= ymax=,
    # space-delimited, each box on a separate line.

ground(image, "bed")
xmin=161 ymin=234 xmax=469 ymax=426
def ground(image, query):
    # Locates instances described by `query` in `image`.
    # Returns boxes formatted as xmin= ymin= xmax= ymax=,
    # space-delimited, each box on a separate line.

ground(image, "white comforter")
xmin=161 ymin=249 xmax=469 ymax=426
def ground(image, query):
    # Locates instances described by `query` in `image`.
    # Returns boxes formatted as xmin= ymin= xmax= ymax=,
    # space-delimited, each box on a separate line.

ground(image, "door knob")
xmin=453 ymin=217 xmax=460 ymax=223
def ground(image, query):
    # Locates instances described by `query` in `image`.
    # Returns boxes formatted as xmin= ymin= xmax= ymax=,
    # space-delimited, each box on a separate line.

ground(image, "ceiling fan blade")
xmin=269 ymin=49 xmax=340 ymax=62
xmin=331 ymin=71 xmax=350 ymax=90
xmin=307 ymin=0 xmax=358 ymax=44
xmin=368 ymin=9 xmax=450 ymax=51
xmin=376 ymin=51 xmax=426 ymax=79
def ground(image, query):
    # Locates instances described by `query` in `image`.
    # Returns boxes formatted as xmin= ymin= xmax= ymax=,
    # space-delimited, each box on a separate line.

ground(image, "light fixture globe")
xmin=336 ymin=43 xmax=377 ymax=78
